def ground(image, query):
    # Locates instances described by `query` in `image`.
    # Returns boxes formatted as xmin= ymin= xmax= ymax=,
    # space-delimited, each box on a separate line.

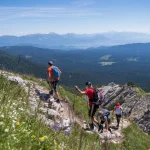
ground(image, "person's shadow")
xmin=110 ymin=125 xmax=118 ymax=130
xmin=35 ymin=89 xmax=50 ymax=102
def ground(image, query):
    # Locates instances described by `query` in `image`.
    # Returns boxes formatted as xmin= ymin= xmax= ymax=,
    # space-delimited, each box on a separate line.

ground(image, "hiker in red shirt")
xmin=75 ymin=82 xmax=99 ymax=130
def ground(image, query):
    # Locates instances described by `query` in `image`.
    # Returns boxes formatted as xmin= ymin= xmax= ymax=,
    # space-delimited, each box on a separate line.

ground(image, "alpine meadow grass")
xmin=0 ymin=74 xmax=150 ymax=150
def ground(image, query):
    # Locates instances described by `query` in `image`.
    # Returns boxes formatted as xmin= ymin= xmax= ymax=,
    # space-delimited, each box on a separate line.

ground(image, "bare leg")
xmin=55 ymin=92 xmax=59 ymax=100
xmin=93 ymin=117 xmax=99 ymax=124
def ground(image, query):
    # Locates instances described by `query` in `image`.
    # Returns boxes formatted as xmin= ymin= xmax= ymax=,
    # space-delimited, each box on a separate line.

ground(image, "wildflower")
xmin=4 ymin=128 xmax=9 ymax=132
xmin=0 ymin=122 xmax=4 ymax=125
xmin=43 ymin=136 xmax=48 ymax=139
xmin=0 ymin=114 xmax=4 ymax=118
xmin=39 ymin=136 xmax=47 ymax=142
xmin=16 ymin=122 xmax=20 ymax=126
xmin=64 ymin=130 xmax=70 ymax=135
xmin=31 ymin=135 xmax=36 ymax=138
xmin=12 ymin=120 xmax=16 ymax=123
xmin=22 ymin=129 xmax=27 ymax=133
xmin=52 ymin=125 xmax=61 ymax=131
xmin=12 ymin=103 xmax=17 ymax=106
xmin=12 ymin=123 xmax=15 ymax=129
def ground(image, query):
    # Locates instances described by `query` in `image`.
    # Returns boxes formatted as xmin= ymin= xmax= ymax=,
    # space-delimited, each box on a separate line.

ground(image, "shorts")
xmin=116 ymin=114 xmax=122 ymax=119
xmin=89 ymin=104 xmax=99 ymax=118
xmin=101 ymin=116 xmax=111 ymax=124
xmin=51 ymin=80 xmax=59 ymax=93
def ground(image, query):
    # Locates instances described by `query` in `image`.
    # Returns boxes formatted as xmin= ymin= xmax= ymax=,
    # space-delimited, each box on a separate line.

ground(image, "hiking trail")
xmin=0 ymin=70 xmax=131 ymax=143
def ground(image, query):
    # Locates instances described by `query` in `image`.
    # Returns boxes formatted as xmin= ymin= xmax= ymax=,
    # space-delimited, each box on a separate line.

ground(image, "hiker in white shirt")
xmin=113 ymin=103 xmax=123 ymax=128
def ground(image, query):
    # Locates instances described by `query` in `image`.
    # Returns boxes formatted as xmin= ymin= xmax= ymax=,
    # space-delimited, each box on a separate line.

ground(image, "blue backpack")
xmin=52 ymin=66 xmax=60 ymax=79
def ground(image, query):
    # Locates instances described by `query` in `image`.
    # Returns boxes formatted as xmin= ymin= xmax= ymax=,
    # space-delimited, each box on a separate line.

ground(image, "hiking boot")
xmin=49 ymin=90 xmax=53 ymax=95
xmin=100 ymin=130 xmax=103 ymax=133
xmin=108 ymin=128 xmax=112 ymax=134
xmin=89 ymin=123 xmax=94 ymax=130
xmin=98 ymin=123 xmax=103 ymax=132
xmin=55 ymin=99 xmax=60 ymax=103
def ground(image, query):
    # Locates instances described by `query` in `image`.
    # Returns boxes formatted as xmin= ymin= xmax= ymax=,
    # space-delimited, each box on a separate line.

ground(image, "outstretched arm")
xmin=121 ymin=107 xmax=123 ymax=114
xmin=75 ymin=86 xmax=86 ymax=94
xmin=105 ymin=121 xmax=109 ymax=131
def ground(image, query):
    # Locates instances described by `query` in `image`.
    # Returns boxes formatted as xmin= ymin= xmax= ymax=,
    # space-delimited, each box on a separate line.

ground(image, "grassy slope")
xmin=0 ymin=73 xmax=150 ymax=150
xmin=0 ymin=75 xmax=100 ymax=150
xmin=106 ymin=123 xmax=150 ymax=150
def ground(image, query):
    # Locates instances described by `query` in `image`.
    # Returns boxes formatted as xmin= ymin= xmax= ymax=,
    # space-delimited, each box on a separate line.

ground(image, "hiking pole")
xmin=47 ymin=80 xmax=53 ymax=93
xmin=121 ymin=111 xmax=124 ymax=142
xmin=72 ymin=88 xmax=76 ymax=124
xmin=57 ymin=85 xmax=63 ymax=108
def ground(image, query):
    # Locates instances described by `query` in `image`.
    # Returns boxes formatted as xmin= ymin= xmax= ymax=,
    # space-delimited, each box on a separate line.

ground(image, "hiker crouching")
xmin=96 ymin=109 xmax=112 ymax=133
xmin=75 ymin=82 xmax=102 ymax=130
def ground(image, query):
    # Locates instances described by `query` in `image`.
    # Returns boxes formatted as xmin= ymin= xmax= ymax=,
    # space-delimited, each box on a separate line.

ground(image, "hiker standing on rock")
xmin=113 ymin=103 xmax=123 ymax=128
xmin=47 ymin=61 xmax=62 ymax=102
xmin=75 ymin=82 xmax=100 ymax=130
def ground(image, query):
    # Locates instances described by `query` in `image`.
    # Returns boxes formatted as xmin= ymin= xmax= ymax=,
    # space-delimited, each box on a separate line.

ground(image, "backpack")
xmin=52 ymin=66 xmax=60 ymax=79
xmin=93 ymin=88 xmax=103 ymax=105
xmin=101 ymin=109 xmax=110 ymax=121
xmin=103 ymin=110 xmax=110 ymax=116
xmin=99 ymin=109 xmax=110 ymax=121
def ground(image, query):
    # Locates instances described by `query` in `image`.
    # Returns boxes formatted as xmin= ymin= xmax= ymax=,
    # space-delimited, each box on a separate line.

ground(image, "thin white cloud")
xmin=0 ymin=6 xmax=103 ymax=21
xmin=72 ymin=0 xmax=96 ymax=6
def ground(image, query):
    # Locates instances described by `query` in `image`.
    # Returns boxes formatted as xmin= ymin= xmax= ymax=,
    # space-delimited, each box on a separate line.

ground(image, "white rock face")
xmin=7 ymin=76 xmax=27 ymax=86
xmin=47 ymin=109 xmax=59 ymax=117
xmin=101 ymin=82 xmax=150 ymax=134
xmin=61 ymin=118 xmax=71 ymax=129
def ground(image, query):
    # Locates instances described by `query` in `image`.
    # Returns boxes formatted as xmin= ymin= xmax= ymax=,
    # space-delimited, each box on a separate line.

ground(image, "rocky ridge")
xmin=101 ymin=82 xmax=150 ymax=134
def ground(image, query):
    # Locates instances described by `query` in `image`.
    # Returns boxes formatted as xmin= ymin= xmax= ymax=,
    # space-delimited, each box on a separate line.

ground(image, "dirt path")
xmin=33 ymin=83 xmax=131 ymax=143
xmin=33 ymin=83 xmax=84 ymax=126
xmin=0 ymin=70 xmax=131 ymax=144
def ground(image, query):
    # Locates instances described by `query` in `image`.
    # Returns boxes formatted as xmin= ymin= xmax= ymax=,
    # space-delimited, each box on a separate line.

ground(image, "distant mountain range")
xmin=1 ymin=32 xmax=150 ymax=49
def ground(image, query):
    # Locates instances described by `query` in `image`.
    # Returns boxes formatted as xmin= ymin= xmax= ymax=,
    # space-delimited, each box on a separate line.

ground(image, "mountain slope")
xmin=1 ymin=43 xmax=150 ymax=88
xmin=0 ymin=71 xmax=100 ymax=150
xmin=0 ymin=50 xmax=46 ymax=78
xmin=0 ymin=70 xmax=150 ymax=150
xmin=101 ymin=82 xmax=150 ymax=134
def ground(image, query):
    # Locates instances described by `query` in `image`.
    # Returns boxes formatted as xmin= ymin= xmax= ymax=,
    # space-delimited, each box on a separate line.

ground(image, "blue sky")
xmin=0 ymin=0 xmax=150 ymax=35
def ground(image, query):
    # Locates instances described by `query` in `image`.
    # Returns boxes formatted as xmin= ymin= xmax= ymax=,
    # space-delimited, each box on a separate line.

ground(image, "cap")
xmin=48 ymin=61 xmax=53 ymax=65
xmin=116 ymin=103 xmax=120 ymax=108
xmin=85 ymin=81 xmax=92 ymax=86
xmin=98 ymin=111 xmax=104 ymax=117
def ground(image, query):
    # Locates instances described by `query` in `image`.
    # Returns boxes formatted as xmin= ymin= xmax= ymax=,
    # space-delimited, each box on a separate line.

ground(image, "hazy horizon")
xmin=1 ymin=31 xmax=150 ymax=37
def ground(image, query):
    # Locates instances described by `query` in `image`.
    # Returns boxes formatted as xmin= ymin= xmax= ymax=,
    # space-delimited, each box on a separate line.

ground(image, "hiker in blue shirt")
xmin=96 ymin=109 xmax=112 ymax=133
